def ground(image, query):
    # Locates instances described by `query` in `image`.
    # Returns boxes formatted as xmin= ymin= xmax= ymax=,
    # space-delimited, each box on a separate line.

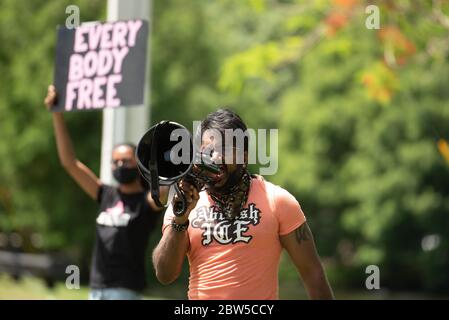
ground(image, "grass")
xmin=0 ymin=274 xmax=90 ymax=300
xmin=0 ymin=273 xmax=445 ymax=300
xmin=0 ymin=273 xmax=175 ymax=300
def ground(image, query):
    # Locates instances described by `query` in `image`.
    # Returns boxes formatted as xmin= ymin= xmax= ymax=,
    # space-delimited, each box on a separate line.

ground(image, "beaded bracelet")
xmin=171 ymin=218 xmax=189 ymax=232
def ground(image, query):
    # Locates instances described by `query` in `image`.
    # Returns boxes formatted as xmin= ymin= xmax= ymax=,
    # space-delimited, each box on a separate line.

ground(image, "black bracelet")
xmin=171 ymin=218 xmax=189 ymax=232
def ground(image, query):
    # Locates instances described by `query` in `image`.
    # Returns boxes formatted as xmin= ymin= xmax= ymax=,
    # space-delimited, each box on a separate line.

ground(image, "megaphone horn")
xmin=136 ymin=120 xmax=221 ymax=216
xmin=136 ymin=121 xmax=193 ymax=208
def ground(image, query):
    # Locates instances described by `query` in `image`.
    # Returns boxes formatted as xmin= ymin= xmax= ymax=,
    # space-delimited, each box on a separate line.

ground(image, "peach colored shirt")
xmin=163 ymin=176 xmax=306 ymax=300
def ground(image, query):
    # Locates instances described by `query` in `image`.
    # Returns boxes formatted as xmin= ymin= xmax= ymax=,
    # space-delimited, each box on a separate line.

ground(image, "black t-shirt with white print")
xmin=90 ymin=184 xmax=160 ymax=292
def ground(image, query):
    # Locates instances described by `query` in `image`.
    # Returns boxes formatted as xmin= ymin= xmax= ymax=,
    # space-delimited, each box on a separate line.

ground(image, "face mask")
xmin=112 ymin=167 xmax=139 ymax=184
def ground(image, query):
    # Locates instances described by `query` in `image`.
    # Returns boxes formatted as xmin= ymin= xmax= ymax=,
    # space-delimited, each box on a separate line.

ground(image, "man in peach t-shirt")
xmin=152 ymin=109 xmax=334 ymax=300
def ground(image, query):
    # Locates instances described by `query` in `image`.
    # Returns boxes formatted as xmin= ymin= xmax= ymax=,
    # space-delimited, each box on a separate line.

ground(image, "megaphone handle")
xmin=173 ymin=183 xmax=188 ymax=217
xmin=151 ymin=187 xmax=164 ymax=208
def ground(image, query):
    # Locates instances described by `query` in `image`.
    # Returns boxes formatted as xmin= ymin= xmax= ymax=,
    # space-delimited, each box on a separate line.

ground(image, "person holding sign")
xmin=44 ymin=85 xmax=168 ymax=300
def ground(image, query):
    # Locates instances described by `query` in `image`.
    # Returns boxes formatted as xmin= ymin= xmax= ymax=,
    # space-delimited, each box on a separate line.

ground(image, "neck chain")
xmin=208 ymin=169 xmax=252 ymax=219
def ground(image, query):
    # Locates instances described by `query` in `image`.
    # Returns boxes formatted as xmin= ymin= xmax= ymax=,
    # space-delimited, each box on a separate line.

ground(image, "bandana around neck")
xmin=207 ymin=168 xmax=252 ymax=219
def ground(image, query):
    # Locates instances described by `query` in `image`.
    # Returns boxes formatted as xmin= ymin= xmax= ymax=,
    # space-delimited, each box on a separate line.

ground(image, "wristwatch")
xmin=171 ymin=218 xmax=189 ymax=232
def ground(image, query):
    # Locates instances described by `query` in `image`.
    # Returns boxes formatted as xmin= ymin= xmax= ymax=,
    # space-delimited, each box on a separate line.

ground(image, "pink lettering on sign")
xmin=64 ymin=20 xmax=144 ymax=111
xmin=88 ymin=25 xmax=102 ymax=51
xmin=74 ymin=25 xmax=89 ymax=52
xmin=106 ymin=75 xmax=122 ymax=108
xmin=92 ymin=77 xmax=107 ymax=108
xmin=100 ymin=23 xmax=113 ymax=49
xmin=83 ymin=51 xmax=99 ymax=78
xmin=126 ymin=20 xmax=142 ymax=47
xmin=112 ymin=22 xmax=128 ymax=48
xmin=69 ymin=54 xmax=83 ymax=81
xmin=111 ymin=47 xmax=129 ymax=74
xmin=97 ymin=50 xmax=113 ymax=76
xmin=65 ymin=75 xmax=123 ymax=110
xmin=77 ymin=79 xmax=93 ymax=109
xmin=65 ymin=81 xmax=79 ymax=111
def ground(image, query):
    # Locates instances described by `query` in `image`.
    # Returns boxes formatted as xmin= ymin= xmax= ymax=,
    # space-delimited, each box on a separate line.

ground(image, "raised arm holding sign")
xmin=44 ymin=84 xmax=168 ymax=300
xmin=46 ymin=17 xmax=160 ymax=301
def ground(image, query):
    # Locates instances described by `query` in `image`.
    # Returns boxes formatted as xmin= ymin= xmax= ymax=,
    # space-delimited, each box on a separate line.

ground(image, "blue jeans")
xmin=88 ymin=288 xmax=142 ymax=300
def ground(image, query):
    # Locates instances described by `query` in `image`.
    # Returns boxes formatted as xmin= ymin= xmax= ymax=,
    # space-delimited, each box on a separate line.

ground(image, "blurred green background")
xmin=1 ymin=0 xmax=449 ymax=299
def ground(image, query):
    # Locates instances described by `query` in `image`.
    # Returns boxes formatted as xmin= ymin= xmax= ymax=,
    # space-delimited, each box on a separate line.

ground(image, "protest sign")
xmin=53 ymin=19 xmax=148 ymax=112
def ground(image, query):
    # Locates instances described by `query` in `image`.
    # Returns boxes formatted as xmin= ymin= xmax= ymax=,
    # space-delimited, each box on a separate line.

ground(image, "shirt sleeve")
xmin=274 ymin=186 xmax=306 ymax=236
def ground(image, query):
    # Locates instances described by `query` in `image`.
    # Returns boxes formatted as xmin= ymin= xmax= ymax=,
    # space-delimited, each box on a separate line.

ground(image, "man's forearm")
xmin=305 ymin=270 xmax=334 ymax=300
xmin=52 ymin=112 xmax=77 ymax=167
xmin=153 ymin=226 xmax=189 ymax=285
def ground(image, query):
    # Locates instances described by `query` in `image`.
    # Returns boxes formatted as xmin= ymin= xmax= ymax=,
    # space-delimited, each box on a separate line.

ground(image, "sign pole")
xmin=100 ymin=0 xmax=152 ymax=184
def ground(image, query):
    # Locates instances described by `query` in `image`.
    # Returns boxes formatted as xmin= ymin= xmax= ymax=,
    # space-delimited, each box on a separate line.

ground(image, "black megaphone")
xmin=136 ymin=121 xmax=220 ymax=216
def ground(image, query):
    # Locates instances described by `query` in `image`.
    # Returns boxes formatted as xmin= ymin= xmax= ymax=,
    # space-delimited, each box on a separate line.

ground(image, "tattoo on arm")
xmin=295 ymin=223 xmax=310 ymax=244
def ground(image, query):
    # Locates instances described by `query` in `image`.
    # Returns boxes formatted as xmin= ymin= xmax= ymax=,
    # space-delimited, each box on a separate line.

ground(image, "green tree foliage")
xmin=1 ymin=0 xmax=449 ymax=294
xmin=214 ymin=0 xmax=449 ymax=293
xmin=0 ymin=0 xmax=105 ymax=262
